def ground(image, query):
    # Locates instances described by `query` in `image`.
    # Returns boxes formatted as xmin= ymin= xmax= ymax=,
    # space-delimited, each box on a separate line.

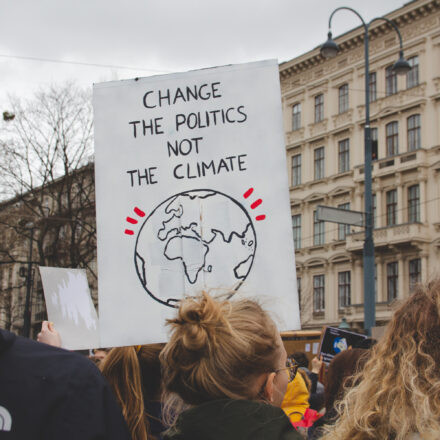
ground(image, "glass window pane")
xmin=407 ymin=114 xmax=421 ymax=151
xmin=407 ymin=56 xmax=419 ymax=89
xmin=292 ymin=214 xmax=302 ymax=250
xmin=387 ymin=262 xmax=398 ymax=301
xmin=292 ymin=103 xmax=301 ymax=131
xmin=291 ymin=154 xmax=302 ymax=187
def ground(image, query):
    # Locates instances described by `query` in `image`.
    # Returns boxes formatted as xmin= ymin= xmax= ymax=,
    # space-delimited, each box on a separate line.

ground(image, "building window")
xmin=387 ymin=262 xmax=398 ymax=301
xmin=292 ymin=103 xmax=301 ymax=131
xmin=313 ymin=210 xmax=325 ymax=246
xmin=371 ymin=127 xmax=378 ymax=160
xmin=385 ymin=65 xmax=397 ymax=96
xmin=291 ymin=154 xmax=301 ymax=187
xmin=313 ymin=274 xmax=325 ymax=313
xmin=407 ymin=114 xmax=421 ymax=151
xmin=386 ymin=121 xmax=399 ymax=156
xmin=409 ymin=258 xmax=421 ymax=291
xmin=297 ymin=276 xmax=302 ymax=310
xmin=338 ymin=202 xmax=350 ymax=240
xmin=338 ymin=139 xmax=350 ymax=173
xmin=374 ymin=264 xmax=378 ymax=301
xmin=386 ymin=189 xmax=397 ymax=226
xmin=408 ymin=184 xmax=420 ymax=223
xmin=338 ymin=84 xmax=349 ymax=114
xmin=315 ymin=94 xmax=324 ymax=123
xmin=407 ymin=56 xmax=419 ymax=89
xmin=369 ymin=72 xmax=377 ymax=102
xmin=338 ymin=271 xmax=351 ymax=308
xmin=314 ymin=147 xmax=325 ymax=180
xmin=373 ymin=193 xmax=377 ymax=228
xmin=292 ymin=214 xmax=301 ymax=250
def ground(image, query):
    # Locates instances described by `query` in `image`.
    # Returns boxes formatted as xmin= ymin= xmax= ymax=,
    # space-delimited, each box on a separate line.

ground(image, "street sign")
xmin=316 ymin=205 xmax=364 ymax=227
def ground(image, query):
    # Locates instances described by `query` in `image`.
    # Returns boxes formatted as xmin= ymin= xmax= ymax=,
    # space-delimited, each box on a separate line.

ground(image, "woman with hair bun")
xmin=160 ymin=292 xmax=302 ymax=440
xmin=322 ymin=280 xmax=440 ymax=440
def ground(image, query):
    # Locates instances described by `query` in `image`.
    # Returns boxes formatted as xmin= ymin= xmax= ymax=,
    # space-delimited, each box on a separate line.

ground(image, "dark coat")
xmin=163 ymin=398 xmax=302 ymax=440
xmin=0 ymin=329 xmax=130 ymax=440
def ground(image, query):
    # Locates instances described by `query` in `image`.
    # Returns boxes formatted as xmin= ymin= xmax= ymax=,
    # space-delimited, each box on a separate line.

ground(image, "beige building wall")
xmin=280 ymin=0 xmax=440 ymax=330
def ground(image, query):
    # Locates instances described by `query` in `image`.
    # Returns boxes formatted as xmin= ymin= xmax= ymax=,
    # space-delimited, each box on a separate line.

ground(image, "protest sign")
xmin=319 ymin=326 xmax=368 ymax=364
xmin=93 ymin=60 xmax=299 ymax=347
xmin=39 ymin=267 xmax=100 ymax=350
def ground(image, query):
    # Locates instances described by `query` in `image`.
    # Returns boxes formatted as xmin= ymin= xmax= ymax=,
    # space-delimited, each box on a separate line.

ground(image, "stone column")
xmin=396 ymin=185 xmax=403 ymax=225
xmin=420 ymin=250 xmax=429 ymax=283
xmin=419 ymin=178 xmax=427 ymax=223
xmin=376 ymin=189 xmax=383 ymax=229
xmin=375 ymin=256 xmax=383 ymax=303
xmin=352 ymin=258 xmax=362 ymax=305
xmin=397 ymin=253 xmax=405 ymax=299
xmin=325 ymin=262 xmax=336 ymax=323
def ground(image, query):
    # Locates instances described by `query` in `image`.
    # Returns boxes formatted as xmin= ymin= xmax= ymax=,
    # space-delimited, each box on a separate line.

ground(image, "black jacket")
xmin=0 ymin=329 xmax=130 ymax=440
xmin=163 ymin=398 xmax=302 ymax=440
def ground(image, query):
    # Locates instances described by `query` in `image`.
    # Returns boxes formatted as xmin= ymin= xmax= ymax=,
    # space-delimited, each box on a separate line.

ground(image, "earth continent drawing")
xmin=134 ymin=189 xmax=257 ymax=307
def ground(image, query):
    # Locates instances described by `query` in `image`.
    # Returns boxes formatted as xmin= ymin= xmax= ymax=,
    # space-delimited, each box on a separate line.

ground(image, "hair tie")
xmin=135 ymin=345 xmax=142 ymax=353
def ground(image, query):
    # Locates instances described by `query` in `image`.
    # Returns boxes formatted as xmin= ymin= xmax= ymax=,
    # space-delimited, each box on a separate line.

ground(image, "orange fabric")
xmin=281 ymin=371 xmax=310 ymax=423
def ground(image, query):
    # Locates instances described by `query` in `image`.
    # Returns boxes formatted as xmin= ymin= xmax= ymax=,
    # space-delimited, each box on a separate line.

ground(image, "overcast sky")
xmin=0 ymin=0 xmax=407 ymax=103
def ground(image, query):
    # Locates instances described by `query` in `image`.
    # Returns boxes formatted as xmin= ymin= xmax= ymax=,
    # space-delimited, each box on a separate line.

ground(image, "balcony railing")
xmin=354 ymin=148 xmax=426 ymax=181
xmin=346 ymin=222 xmax=429 ymax=252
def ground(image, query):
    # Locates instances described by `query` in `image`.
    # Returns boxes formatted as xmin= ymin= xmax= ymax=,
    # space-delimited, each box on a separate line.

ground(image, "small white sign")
xmin=39 ymin=267 xmax=99 ymax=350
xmin=93 ymin=60 xmax=299 ymax=347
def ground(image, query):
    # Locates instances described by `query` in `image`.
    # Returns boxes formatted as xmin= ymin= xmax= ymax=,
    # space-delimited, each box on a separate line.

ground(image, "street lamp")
xmin=320 ymin=7 xmax=410 ymax=334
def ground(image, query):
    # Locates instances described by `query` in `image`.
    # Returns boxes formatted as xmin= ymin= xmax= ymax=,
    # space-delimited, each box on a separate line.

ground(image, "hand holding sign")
xmin=37 ymin=321 xmax=62 ymax=348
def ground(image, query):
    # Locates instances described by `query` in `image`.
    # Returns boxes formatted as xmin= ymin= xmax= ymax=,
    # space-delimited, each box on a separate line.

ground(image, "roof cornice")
xmin=280 ymin=0 xmax=440 ymax=79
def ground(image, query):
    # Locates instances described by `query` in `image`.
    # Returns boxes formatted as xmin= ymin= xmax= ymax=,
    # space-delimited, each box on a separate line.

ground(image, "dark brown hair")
xmin=324 ymin=348 xmax=369 ymax=412
xmin=100 ymin=343 xmax=165 ymax=440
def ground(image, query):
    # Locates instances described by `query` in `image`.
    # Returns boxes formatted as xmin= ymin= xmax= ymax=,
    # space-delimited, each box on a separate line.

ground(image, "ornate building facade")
xmin=280 ymin=0 xmax=440 ymax=329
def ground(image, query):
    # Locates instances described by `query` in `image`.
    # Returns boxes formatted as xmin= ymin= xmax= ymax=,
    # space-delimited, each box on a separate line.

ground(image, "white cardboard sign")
xmin=39 ymin=267 xmax=100 ymax=350
xmin=93 ymin=60 xmax=299 ymax=347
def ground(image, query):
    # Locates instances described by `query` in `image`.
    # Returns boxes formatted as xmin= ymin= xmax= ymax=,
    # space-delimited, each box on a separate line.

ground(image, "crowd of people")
xmin=2 ymin=279 xmax=440 ymax=439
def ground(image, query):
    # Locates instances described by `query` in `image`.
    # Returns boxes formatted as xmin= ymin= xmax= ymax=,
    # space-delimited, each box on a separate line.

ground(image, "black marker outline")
xmin=134 ymin=188 xmax=257 ymax=308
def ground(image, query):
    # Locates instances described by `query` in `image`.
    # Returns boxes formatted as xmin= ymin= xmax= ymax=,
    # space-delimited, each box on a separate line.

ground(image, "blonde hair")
xmin=322 ymin=280 xmax=440 ymax=440
xmin=160 ymin=291 xmax=280 ymax=425
xmin=100 ymin=344 xmax=165 ymax=440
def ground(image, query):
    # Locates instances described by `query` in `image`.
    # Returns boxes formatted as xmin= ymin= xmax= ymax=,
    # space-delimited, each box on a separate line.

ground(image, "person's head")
xmin=290 ymin=351 xmax=309 ymax=369
xmin=324 ymin=348 xmax=369 ymax=412
xmin=322 ymin=280 xmax=440 ymax=440
xmin=92 ymin=348 xmax=110 ymax=361
xmin=100 ymin=343 xmax=165 ymax=440
xmin=160 ymin=292 xmax=290 ymax=423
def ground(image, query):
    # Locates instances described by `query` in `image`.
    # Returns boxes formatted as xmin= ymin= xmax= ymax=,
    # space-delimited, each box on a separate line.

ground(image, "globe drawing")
xmin=134 ymin=189 xmax=257 ymax=307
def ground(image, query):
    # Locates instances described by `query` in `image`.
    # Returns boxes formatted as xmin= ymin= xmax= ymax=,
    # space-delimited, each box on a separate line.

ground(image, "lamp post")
xmin=22 ymin=222 xmax=35 ymax=338
xmin=320 ymin=8 xmax=410 ymax=334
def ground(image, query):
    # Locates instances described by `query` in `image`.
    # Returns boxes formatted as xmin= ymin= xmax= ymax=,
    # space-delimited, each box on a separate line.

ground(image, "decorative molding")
xmin=308 ymin=119 xmax=328 ymax=137
xmin=332 ymin=109 xmax=353 ymax=127
xmin=286 ymin=128 xmax=305 ymax=145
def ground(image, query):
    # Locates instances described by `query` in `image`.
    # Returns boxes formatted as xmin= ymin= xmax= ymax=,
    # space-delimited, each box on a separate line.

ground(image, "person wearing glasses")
xmin=160 ymin=292 xmax=302 ymax=440
xmin=281 ymin=359 xmax=310 ymax=423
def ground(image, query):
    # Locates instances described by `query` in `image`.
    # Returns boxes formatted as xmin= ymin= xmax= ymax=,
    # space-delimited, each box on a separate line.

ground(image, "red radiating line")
xmin=256 ymin=215 xmax=266 ymax=221
xmin=125 ymin=229 xmax=134 ymax=235
xmin=251 ymin=199 xmax=262 ymax=209
xmin=134 ymin=207 xmax=145 ymax=217
xmin=126 ymin=216 xmax=138 ymax=224
xmin=243 ymin=188 xmax=254 ymax=199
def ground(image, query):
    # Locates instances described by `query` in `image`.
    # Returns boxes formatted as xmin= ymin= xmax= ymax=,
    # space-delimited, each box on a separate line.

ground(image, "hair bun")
xmin=172 ymin=292 xmax=226 ymax=352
